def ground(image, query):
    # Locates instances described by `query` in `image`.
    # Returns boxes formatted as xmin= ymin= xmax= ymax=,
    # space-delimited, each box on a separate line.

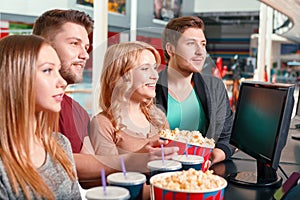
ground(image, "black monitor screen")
xmin=229 ymin=81 xmax=295 ymax=187
xmin=231 ymin=84 xmax=285 ymax=160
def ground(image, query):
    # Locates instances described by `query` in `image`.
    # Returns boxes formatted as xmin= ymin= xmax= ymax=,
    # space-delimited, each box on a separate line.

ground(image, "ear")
xmin=166 ymin=42 xmax=175 ymax=57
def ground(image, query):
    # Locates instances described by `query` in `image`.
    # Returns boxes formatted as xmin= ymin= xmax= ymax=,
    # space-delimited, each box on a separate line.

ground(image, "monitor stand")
xmin=227 ymin=162 xmax=282 ymax=188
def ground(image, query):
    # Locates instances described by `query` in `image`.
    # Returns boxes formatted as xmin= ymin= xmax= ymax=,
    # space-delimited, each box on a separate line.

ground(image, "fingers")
xmin=148 ymin=146 xmax=179 ymax=160
xmin=148 ymin=139 xmax=169 ymax=148
xmin=203 ymin=160 xmax=212 ymax=172
xmin=163 ymin=151 xmax=178 ymax=160
xmin=163 ymin=146 xmax=179 ymax=155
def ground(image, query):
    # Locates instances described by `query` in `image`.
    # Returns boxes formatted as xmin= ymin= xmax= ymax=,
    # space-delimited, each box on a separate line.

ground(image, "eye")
xmin=141 ymin=66 xmax=149 ymax=71
xmin=71 ymin=41 xmax=78 ymax=46
xmin=187 ymin=41 xmax=195 ymax=46
xmin=153 ymin=64 xmax=159 ymax=70
xmin=43 ymin=68 xmax=52 ymax=74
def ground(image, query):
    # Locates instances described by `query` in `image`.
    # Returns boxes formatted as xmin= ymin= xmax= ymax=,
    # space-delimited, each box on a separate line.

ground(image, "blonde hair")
xmin=100 ymin=41 xmax=164 ymax=129
xmin=0 ymin=35 xmax=76 ymax=199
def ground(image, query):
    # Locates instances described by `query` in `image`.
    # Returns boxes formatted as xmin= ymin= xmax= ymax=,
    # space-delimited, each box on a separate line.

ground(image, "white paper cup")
xmin=172 ymin=155 xmax=204 ymax=170
xmin=147 ymin=160 xmax=182 ymax=178
xmin=107 ymin=172 xmax=146 ymax=200
xmin=85 ymin=186 xmax=130 ymax=200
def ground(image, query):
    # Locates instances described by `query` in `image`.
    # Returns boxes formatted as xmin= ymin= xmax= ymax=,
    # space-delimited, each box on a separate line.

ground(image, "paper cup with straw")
xmin=107 ymin=157 xmax=146 ymax=200
xmin=147 ymin=144 xmax=182 ymax=178
xmin=172 ymin=154 xmax=204 ymax=170
xmin=86 ymin=169 xmax=130 ymax=200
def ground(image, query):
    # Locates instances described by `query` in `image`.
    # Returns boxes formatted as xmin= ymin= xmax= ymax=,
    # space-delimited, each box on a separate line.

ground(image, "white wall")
xmin=194 ymin=0 xmax=261 ymax=13
xmin=0 ymin=0 xmax=69 ymax=16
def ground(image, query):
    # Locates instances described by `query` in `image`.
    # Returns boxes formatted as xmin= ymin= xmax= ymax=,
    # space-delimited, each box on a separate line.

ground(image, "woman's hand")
xmin=143 ymin=139 xmax=179 ymax=161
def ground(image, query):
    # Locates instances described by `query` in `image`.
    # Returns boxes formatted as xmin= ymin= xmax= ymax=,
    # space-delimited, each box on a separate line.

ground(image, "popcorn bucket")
xmin=150 ymin=170 xmax=227 ymax=200
xmin=163 ymin=139 xmax=213 ymax=171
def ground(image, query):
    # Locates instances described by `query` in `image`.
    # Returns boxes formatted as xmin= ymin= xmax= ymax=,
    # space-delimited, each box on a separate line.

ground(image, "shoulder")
xmin=199 ymin=74 xmax=226 ymax=90
xmin=56 ymin=133 xmax=72 ymax=152
xmin=158 ymin=67 xmax=167 ymax=75
xmin=91 ymin=112 xmax=115 ymax=132
xmin=91 ymin=112 xmax=112 ymax=125
xmin=62 ymin=95 xmax=88 ymax=114
xmin=201 ymin=73 xmax=223 ymax=83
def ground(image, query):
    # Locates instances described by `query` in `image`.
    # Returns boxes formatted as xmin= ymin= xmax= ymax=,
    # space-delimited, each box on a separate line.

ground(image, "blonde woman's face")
xmin=35 ymin=44 xmax=67 ymax=112
xmin=130 ymin=50 xmax=159 ymax=102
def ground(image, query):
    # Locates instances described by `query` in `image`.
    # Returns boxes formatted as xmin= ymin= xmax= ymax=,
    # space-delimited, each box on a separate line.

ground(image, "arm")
xmin=89 ymin=114 xmax=121 ymax=156
xmin=75 ymin=139 xmax=179 ymax=179
xmin=74 ymin=153 xmax=117 ymax=179
xmin=79 ymin=136 xmax=95 ymax=154
xmin=77 ymin=115 xmax=118 ymax=188
xmin=211 ymin=147 xmax=226 ymax=164
xmin=88 ymin=114 xmax=178 ymax=173
xmin=211 ymin=78 xmax=236 ymax=164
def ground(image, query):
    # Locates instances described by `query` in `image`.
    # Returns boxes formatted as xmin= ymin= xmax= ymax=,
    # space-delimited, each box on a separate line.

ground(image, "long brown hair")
xmin=0 ymin=35 xmax=76 ymax=199
xmin=100 ymin=41 xmax=164 ymax=129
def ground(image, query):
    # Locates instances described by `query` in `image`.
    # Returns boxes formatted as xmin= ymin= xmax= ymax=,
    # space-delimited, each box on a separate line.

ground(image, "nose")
xmin=150 ymin=66 xmax=159 ymax=80
xmin=79 ymin=46 xmax=90 ymax=60
xmin=57 ymin=73 xmax=67 ymax=89
xmin=195 ymin=43 xmax=206 ymax=55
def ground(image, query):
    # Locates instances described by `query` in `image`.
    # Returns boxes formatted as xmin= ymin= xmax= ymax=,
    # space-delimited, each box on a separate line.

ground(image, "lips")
xmin=72 ymin=61 xmax=86 ymax=69
xmin=145 ymin=83 xmax=156 ymax=87
xmin=53 ymin=93 xmax=64 ymax=102
xmin=192 ymin=57 xmax=205 ymax=62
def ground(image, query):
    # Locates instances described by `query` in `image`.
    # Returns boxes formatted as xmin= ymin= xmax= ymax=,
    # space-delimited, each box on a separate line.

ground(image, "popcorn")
xmin=159 ymin=128 xmax=215 ymax=148
xmin=152 ymin=168 xmax=226 ymax=192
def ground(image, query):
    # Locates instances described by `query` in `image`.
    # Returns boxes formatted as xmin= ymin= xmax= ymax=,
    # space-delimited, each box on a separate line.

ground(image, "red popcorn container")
xmin=162 ymin=139 xmax=213 ymax=172
xmin=150 ymin=170 xmax=227 ymax=200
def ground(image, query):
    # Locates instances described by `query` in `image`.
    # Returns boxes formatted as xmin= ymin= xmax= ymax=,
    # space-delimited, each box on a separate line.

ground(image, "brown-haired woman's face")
xmin=35 ymin=44 xmax=67 ymax=112
xmin=130 ymin=50 xmax=159 ymax=102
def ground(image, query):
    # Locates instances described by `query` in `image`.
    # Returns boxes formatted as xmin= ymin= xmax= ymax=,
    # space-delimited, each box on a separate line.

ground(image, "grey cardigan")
xmin=0 ymin=133 xmax=81 ymax=200
xmin=155 ymin=67 xmax=236 ymax=160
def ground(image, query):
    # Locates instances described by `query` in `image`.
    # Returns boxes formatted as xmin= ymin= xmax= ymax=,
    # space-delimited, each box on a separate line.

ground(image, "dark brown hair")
xmin=33 ymin=9 xmax=94 ymax=41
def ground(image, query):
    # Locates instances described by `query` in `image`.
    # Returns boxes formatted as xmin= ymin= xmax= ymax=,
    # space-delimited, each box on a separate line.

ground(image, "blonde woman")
xmin=90 ymin=41 xmax=178 ymax=199
xmin=0 ymin=35 xmax=80 ymax=199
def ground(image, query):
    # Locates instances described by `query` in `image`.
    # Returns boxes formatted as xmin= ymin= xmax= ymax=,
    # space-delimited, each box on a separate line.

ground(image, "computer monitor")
xmin=291 ymin=90 xmax=300 ymax=140
xmin=228 ymin=81 xmax=295 ymax=187
xmin=296 ymin=91 xmax=300 ymax=116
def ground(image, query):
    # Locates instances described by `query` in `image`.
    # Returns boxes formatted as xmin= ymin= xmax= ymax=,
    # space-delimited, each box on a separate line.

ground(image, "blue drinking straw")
xmin=101 ymin=169 xmax=107 ymax=196
xmin=120 ymin=156 xmax=127 ymax=178
xmin=161 ymin=144 xmax=165 ymax=165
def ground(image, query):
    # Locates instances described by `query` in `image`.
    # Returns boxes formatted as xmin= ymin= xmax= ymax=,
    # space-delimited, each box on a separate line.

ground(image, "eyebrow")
xmin=185 ymin=38 xmax=206 ymax=43
xmin=67 ymin=37 xmax=90 ymax=46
